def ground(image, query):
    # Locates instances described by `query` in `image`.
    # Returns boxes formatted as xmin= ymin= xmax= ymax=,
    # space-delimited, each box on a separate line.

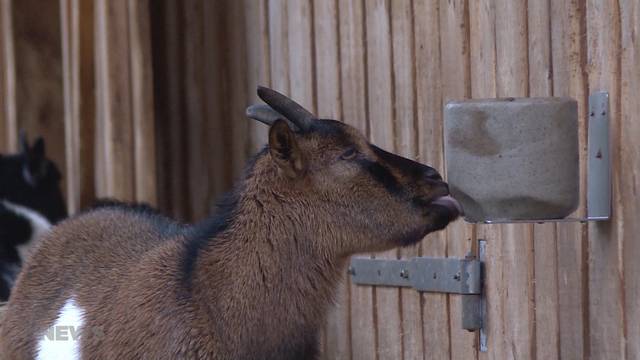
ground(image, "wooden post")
xmin=128 ymin=0 xmax=157 ymax=206
xmin=60 ymin=0 xmax=95 ymax=213
xmin=0 ymin=0 xmax=17 ymax=152
xmin=414 ymin=1 xmax=451 ymax=358
xmin=586 ymin=0 xmax=623 ymax=358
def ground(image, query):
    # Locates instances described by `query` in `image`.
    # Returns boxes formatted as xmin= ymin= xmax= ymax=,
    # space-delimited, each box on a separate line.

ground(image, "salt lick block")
xmin=444 ymin=97 xmax=579 ymax=222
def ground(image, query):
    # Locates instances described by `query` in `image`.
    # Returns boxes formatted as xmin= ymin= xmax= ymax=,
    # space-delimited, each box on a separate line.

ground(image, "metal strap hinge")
xmin=349 ymin=257 xmax=481 ymax=295
xmin=349 ymin=239 xmax=487 ymax=346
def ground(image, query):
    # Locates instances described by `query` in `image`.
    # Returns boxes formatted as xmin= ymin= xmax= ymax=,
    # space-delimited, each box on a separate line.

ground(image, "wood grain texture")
xmin=60 ymin=0 xmax=95 ymax=213
xmin=0 ymin=0 xmax=16 ymax=152
xmin=128 ymin=0 xmax=157 ymax=206
xmin=94 ymin=0 xmax=134 ymax=200
xmin=528 ymin=1 xmax=560 ymax=359
xmin=315 ymin=1 xmax=352 ymax=359
xmin=203 ymin=0 xmax=230 ymax=206
xmin=468 ymin=1 xmax=502 ymax=360
xmin=152 ymin=0 xmax=189 ymax=219
xmin=364 ymin=1 xmax=402 ymax=359
xmin=494 ymin=1 xmax=536 ymax=358
xmin=621 ymin=1 xmax=640 ymax=358
xmin=391 ymin=1 xmax=424 ymax=360
xmin=183 ymin=0 xmax=210 ymax=219
xmin=288 ymin=0 xmax=315 ymax=113
xmin=550 ymin=0 xmax=589 ymax=358
xmin=439 ymin=1 xmax=477 ymax=359
xmin=413 ymin=1 xmax=451 ymax=358
xmin=587 ymin=0 xmax=624 ymax=358
xmin=268 ymin=0 xmax=290 ymax=94
xmin=338 ymin=1 xmax=377 ymax=358
xmin=244 ymin=0 xmax=271 ymax=152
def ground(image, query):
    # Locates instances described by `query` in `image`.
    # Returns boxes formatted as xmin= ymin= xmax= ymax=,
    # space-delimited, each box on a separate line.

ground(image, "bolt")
xmin=400 ymin=269 xmax=409 ymax=279
xmin=347 ymin=266 xmax=355 ymax=276
xmin=433 ymin=272 xmax=437 ymax=279
xmin=454 ymin=272 xmax=461 ymax=281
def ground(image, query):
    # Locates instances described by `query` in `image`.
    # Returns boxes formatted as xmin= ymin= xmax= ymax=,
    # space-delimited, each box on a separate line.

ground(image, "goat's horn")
xmin=245 ymin=104 xmax=301 ymax=131
xmin=256 ymin=86 xmax=314 ymax=132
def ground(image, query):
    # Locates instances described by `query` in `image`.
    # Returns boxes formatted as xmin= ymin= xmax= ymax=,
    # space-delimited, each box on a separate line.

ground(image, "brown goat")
xmin=0 ymin=87 xmax=462 ymax=360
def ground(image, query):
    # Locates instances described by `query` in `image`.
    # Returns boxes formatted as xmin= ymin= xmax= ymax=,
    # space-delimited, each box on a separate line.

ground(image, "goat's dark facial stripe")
xmin=356 ymin=158 xmax=401 ymax=194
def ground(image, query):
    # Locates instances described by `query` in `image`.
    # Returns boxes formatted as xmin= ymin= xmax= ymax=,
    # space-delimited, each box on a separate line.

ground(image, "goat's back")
xmin=0 ymin=206 xmax=191 ymax=359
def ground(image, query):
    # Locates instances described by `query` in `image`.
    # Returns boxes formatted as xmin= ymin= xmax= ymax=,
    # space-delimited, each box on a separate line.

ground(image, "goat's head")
xmin=0 ymin=133 xmax=67 ymax=223
xmin=247 ymin=87 xmax=461 ymax=255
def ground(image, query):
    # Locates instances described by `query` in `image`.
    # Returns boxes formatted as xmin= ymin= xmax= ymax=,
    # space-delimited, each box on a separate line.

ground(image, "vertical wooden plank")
xmin=550 ymin=0 xmax=588 ymax=358
xmin=268 ymin=0 xmax=289 ymax=94
xmin=60 ymin=0 xmax=95 ymax=214
xmin=288 ymin=0 xmax=315 ymax=112
xmin=94 ymin=0 xmax=106 ymax=199
xmin=364 ymin=1 xmax=402 ymax=359
xmin=528 ymin=1 xmax=560 ymax=359
xmin=439 ymin=1 xmax=477 ymax=359
xmin=223 ymin=0 xmax=250 ymax=180
xmin=314 ymin=0 xmax=340 ymax=120
xmin=245 ymin=0 xmax=271 ymax=152
xmin=621 ymin=0 xmax=640 ymax=358
xmin=586 ymin=0 xmax=624 ymax=358
xmin=201 ymin=0 xmax=230 ymax=206
xmin=128 ymin=0 xmax=157 ymax=206
xmin=391 ymin=1 xmax=423 ymax=359
xmin=495 ymin=1 xmax=535 ymax=359
xmin=338 ymin=0 xmax=367 ymax=136
xmin=0 ymin=0 xmax=17 ymax=152
xmin=339 ymin=0 xmax=376 ymax=358
xmin=414 ymin=1 xmax=451 ymax=359
xmin=315 ymin=0 xmax=352 ymax=359
xmin=95 ymin=0 xmax=134 ymax=200
xmin=183 ymin=0 xmax=209 ymax=219
xmin=468 ymin=1 xmax=504 ymax=360
xmin=151 ymin=0 xmax=189 ymax=219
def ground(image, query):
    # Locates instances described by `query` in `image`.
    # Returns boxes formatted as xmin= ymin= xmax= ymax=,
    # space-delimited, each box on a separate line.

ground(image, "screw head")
xmin=400 ymin=269 xmax=409 ymax=279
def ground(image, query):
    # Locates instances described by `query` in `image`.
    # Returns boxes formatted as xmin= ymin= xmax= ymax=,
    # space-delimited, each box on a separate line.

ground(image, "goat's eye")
xmin=340 ymin=147 xmax=358 ymax=160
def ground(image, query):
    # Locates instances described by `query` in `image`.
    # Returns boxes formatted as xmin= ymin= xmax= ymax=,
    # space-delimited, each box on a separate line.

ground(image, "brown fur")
xmin=0 ymin=90 xmax=459 ymax=359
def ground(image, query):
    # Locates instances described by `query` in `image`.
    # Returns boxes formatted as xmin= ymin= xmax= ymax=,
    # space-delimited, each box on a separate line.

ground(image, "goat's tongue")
xmin=432 ymin=195 xmax=464 ymax=216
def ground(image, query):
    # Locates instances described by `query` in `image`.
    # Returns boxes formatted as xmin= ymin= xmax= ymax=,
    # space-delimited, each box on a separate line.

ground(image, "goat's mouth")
xmin=413 ymin=194 xmax=463 ymax=232
xmin=396 ymin=195 xmax=463 ymax=247
xmin=414 ymin=193 xmax=463 ymax=219
xmin=431 ymin=195 xmax=464 ymax=218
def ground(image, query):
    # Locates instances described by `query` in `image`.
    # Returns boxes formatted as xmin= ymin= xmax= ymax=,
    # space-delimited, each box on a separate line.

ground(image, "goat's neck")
xmin=191 ymin=176 xmax=347 ymax=329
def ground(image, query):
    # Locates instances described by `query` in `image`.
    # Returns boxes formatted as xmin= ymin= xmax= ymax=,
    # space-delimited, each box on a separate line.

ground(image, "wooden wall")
xmin=1 ymin=0 xmax=639 ymax=359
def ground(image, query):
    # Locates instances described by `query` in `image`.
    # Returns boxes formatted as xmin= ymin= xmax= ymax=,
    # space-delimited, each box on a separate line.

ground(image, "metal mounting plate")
xmin=349 ymin=256 xmax=481 ymax=295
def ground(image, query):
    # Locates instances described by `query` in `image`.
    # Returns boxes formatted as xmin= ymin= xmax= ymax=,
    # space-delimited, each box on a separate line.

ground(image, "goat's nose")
xmin=423 ymin=166 xmax=443 ymax=181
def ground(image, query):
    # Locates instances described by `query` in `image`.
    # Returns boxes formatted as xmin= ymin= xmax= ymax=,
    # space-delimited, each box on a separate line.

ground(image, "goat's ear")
xmin=269 ymin=119 xmax=306 ymax=178
xmin=31 ymin=137 xmax=46 ymax=159
xmin=24 ymin=137 xmax=48 ymax=183
xmin=19 ymin=130 xmax=29 ymax=154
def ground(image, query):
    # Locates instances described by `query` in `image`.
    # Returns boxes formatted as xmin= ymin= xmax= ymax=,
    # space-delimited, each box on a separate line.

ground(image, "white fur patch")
xmin=36 ymin=298 xmax=84 ymax=360
xmin=1 ymin=200 xmax=52 ymax=261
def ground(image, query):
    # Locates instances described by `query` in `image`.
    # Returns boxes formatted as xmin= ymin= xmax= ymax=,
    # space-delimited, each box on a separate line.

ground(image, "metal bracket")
xmin=349 ymin=247 xmax=485 ymax=339
xmin=349 ymin=256 xmax=481 ymax=295
xmin=586 ymin=91 xmax=611 ymax=220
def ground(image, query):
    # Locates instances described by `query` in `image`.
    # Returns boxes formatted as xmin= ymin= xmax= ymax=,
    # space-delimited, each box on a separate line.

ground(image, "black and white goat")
xmin=0 ymin=134 xmax=67 ymax=301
